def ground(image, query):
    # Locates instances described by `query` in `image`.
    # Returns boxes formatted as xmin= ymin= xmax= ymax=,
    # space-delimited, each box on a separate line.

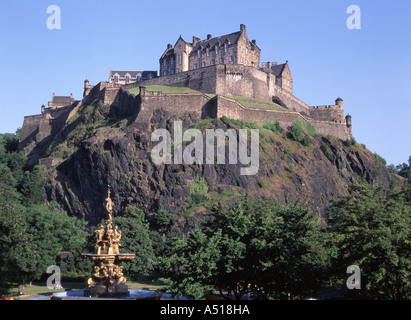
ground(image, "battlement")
xmin=311 ymin=105 xmax=340 ymax=110
xmin=309 ymin=98 xmax=345 ymax=122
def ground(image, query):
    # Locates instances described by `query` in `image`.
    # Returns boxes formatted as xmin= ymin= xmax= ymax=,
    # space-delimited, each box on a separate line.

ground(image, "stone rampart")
xmin=123 ymin=64 xmax=312 ymax=116
xmin=136 ymin=88 xmax=213 ymax=127
xmin=215 ymin=95 xmax=352 ymax=140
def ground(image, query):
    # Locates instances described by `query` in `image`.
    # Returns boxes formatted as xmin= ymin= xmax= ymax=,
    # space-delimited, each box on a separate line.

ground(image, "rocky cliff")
xmin=21 ymin=97 xmax=393 ymax=226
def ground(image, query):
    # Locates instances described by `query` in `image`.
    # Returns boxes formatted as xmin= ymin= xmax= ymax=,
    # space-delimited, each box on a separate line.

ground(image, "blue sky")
xmin=0 ymin=0 xmax=410 ymax=165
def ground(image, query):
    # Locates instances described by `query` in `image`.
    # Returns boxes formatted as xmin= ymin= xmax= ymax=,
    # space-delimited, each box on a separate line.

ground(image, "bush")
xmin=322 ymin=142 xmax=333 ymax=158
xmin=374 ymin=153 xmax=387 ymax=166
xmin=189 ymin=176 xmax=209 ymax=205
xmin=263 ymin=118 xmax=283 ymax=134
xmin=302 ymin=136 xmax=311 ymax=147
xmin=288 ymin=119 xmax=304 ymax=142
xmin=305 ymin=123 xmax=318 ymax=136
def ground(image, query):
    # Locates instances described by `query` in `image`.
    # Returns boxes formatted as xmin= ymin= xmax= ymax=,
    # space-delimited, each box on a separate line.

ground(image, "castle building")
xmin=261 ymin=61 xmax=293 ymax=94
xmin=160 ymin=24 xmax=261 ymax=77
xmin=48 ymin=93 xmax=75 ymax=109
xmin=109 ymin=70 xmax=157 ymax=85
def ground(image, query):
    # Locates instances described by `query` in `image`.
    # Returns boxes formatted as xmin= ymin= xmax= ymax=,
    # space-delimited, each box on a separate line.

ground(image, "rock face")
xmin=21 ymin=98 xmax=392 ymax=226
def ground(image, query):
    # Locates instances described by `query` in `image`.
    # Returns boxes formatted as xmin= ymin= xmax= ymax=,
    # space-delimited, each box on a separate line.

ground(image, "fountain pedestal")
xmin=81 ymin=189 xmax=136 ymax=298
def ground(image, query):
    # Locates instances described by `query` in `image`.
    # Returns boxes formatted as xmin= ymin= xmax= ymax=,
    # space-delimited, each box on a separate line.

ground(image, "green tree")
xmin=20 ymin=165 xmax=46 ymax=207
xmin=0 ymin=192 xmax=37 ymax=296
xmin=23 ymin=203 xmax=88 ymax=282
xmin=112 ymin=207 xmax=155 ymax=279
xmin=157 ymin=197 xmax=329 ymax=300
xmin=0 ymin=164 xmax=22 ymax=203
xmin=328 ymin=183 xmax=411 ymax=299
xmin=157 ymin=229 xmax=222 ymax=299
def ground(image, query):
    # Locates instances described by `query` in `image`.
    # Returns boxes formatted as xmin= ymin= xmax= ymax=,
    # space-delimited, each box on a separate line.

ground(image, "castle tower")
xmin=336 ymin=97 xmax=343 ymax=108
xmin=346 ymin=114 xmax=352 ymax=127
xmin=83 ymin=79 xmax=92 ymax=98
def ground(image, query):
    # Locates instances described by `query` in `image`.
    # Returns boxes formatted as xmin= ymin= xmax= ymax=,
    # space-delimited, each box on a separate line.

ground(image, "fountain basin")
xmin=51 ymin=289 xmax=163 ymax=300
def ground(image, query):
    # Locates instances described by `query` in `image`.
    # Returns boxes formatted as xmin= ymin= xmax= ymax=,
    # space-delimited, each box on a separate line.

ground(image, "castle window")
xmin=207 ymin=48 xmax=210 ymax=56
xmin=163 ymin=60 xmax=167 ymax=67
xmin=194 ymin=64 xmax=198 ymax=69
xmin=216 ymin=46 xmax=219 ymax=55
xmin=211 ymin=59 xmax=215 ymax=66
xmin=170 ymin=57 xmax=174 ymax=65
xmin=229 ymin=56 xmax=234 ymax=63
xmin=163 ymin=71 xmax=167 ymax=76
xmin=225 ymin=43 xmax=229 ymax=52
xmin=220 ymin=58 xmax=224 ymax=64
xmin=245 ymin=59 xmax=248 ymax=65
xmin=178 ymin=54 xmax=182 ymax=65
xmin=202 ymin=62 xmax=206 ymax=68
xmin=198 ymin=49 xmax=202 ymax=59
xmin=246 ymin=48 xmax=248 ymax=55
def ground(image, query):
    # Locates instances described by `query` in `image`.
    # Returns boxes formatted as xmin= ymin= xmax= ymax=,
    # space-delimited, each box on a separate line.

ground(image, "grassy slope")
xmin=128 ymin=85 xmax=286 ymax=110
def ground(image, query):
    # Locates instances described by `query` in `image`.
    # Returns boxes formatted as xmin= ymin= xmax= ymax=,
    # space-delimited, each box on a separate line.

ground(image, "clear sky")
xmin=0 ymin=0 xmax=410 ymax=166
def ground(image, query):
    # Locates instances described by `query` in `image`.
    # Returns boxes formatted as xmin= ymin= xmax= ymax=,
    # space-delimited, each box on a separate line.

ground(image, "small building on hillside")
xmin=48 ymin=93 xmax=76 ymax=109
xmin=109 ymin=70 xmax=157 ymax=85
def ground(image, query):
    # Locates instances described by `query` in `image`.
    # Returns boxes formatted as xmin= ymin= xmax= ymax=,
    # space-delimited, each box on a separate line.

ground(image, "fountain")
xmin=50 ymin=187 xmax=163 ymax=300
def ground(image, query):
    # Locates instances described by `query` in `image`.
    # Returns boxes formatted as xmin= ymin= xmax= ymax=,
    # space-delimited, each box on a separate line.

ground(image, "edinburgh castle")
xmin=19 ymin=24 xmax=353 ymax=158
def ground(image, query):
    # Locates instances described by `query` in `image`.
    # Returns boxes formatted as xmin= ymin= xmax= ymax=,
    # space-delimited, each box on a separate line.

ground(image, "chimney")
xmin=272 ymin=62 xmax=277 ymax=67
xmin=167 ymin=44 xmax=173 ymax=50
xmin=52 ymin=93 xmax=55 ymax=101
xmin=192 ymin=36 xmax=200 ymax=45
xmin=252 ymin=39 xmax=256 ymax=46
xmin=207 ymin=34 xmax=212 ymax=40
xmin=70 ymin=93 xmax=73 ymax=99
xmin=240 ymin=24 xmax=246 ymax=32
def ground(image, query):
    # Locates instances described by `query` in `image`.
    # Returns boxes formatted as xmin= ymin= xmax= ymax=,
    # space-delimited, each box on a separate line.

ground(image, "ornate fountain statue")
xmin=82 ymin=187 xmax=135 ymax=298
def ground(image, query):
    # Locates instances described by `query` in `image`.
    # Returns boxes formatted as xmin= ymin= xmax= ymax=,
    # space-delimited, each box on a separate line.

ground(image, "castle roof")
xmin=110 ymin=70 xmax=157 ymax=80
xmin=191 ymin=31 xmax=242 ymax=51
xmin=270 ymin=63 xmax=287 ymax=77
xmin=52 ymin=95 xmax=75 ymax=105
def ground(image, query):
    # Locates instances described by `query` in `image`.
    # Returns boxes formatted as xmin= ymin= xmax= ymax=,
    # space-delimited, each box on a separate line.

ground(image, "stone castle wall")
xmin=136 ymin=89 xmax=213 ymax=127
xmin=19 ymin=64 xmax=354 ymax=160
xmin=214 ymin=95 xmax=352 ymax=140
xmin=124 ymin=64 xmax=313 ymax=116
xmin=310 ymin=104 xmax=345 ymax=122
